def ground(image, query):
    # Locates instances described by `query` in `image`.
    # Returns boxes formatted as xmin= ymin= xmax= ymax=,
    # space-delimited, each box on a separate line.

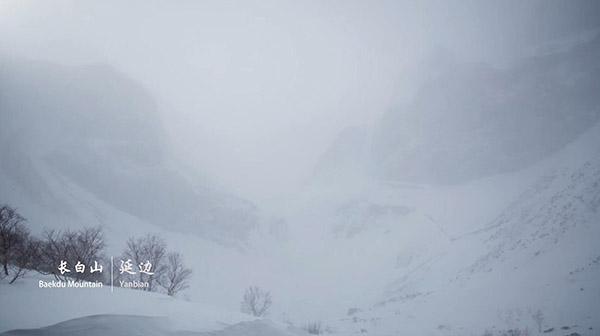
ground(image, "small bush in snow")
xmin=482 ymin=327 xmax=531 ymax=336
xmin=528 ymin=308 xmax=544 ymax=333
xmin=240 ymin=285 xmax=272 ymax=317
xmin=157 ymin=252 xmax=192 ymax=296
xmin=482 ymin=330 xmax=493 ymax=336
xmin=303 ymin=321 xmax=322 ymax=335
xmin=120 ymin=234 xmax=167 ymax=292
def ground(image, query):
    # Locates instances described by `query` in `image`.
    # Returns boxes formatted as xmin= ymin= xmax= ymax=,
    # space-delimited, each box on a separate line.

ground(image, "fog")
xmin=2 ymin=0 xmax=598 ymax=201
xmin=1 ymin=1 xmax=600 ymax=335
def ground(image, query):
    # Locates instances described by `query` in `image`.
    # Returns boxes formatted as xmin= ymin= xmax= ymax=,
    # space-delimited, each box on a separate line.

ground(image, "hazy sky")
xmin=1 ymin=0 xmax=599 ymax=201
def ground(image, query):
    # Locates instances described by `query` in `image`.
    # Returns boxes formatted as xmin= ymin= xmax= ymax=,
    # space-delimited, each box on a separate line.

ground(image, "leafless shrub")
xmin=7 ymin=237 xmax=40 ymax=284
xmin=36 ymin=226 xmax=106 ymax=282
xmin=483 ymin=327 xmax=531 ymax=336
xmin=0 ymin=205 xmax=28 ymax=277
xmin=158 ymin=251 xmax=192 ymax=296
xmin=528 ymin=308 xmax=544 ymax=333
xmin=503 ymin=328 xmax=530 ymax=336
xmin=240 ymin=285 xmax=272 ymax=317
xmin=0 ymin=205 xmax=39 ymax=284
xmin=121 ymin=234 xmax=167 ymax=291
xmin=304 ymin=321 xmax=322 ymax=335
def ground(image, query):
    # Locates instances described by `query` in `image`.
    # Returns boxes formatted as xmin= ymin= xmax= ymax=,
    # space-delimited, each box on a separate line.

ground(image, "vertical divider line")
xmin=111 ymin=256 xmax=113 ymax=293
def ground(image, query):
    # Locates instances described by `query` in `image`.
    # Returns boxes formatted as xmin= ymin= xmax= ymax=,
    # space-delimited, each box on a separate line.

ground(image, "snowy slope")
xmin=254 ymin=33 xmax=600 ymax=334
xmin=3 ymin=125 xmax=596 ymax=335
xmin=319 ymin=122 xmax=600 ymax=335
xmin=1 ymin=317 xmax=306 ymax=336
xmin=308 ymin=126 xmax=371 ymax=186
xmin=259 ymin=102 xmax=600 ymax=334
xmin=0 ymin=57 xmax=258 ymax=246
xmin=0 ymin=275 xmax=306 ymax=336
xmin=0 ymin=56 xmax=295 ymax=330
xmin=1 ymin=32 xmax=599 ymax=336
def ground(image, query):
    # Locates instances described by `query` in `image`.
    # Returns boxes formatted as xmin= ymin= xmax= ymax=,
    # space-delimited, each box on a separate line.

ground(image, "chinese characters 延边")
xmin=119 ymin=259 xmax=155 ymax=275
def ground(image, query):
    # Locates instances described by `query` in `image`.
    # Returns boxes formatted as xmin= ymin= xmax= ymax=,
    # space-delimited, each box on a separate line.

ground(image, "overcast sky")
xmin=1 ymin=0 xmax=599 ymax=201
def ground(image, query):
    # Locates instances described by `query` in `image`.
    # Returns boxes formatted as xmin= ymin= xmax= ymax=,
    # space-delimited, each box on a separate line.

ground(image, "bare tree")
xmin=241 ymin=285 xmax=272 ymax=317
xmin=7 ymin=237 xmax=40 ymax=284
xmin=0 ymin=205 xmax=28 ymax=277
xmin=0 ymin=205 xmax=40 ymax=284
xmin=122 ymin=234 xmax=166 ymax=291
xmin=36 ymin=229 xmax=69 ymax=281
xmin=529 ymin=308 xmax=544 ymax=333
xmin=304 ymin=321 xmax=322 ymax=335
xmin=36 ymin=226 xmax=106 ymax=282
xmin=158 ymin=252 xmax=192 ymax=296
xmin=67 ymin=226 xmax=106 ymax=282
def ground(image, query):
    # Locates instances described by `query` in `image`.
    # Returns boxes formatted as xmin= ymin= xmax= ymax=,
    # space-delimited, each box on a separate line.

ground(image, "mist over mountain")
xmin=315 ymin=33 xmax=600 ymax=186
xmin=1 ymin=2 xmax=600 ymax=336
xmin=308 ymin=126 xmax=371 ymax=186
xmin=297 ymin=32 xmax=600 ymax=334
xmin=0 ymin=57 xmax=257 ymax=245
xmin=372 ymin=34 xmax=600 ymax=184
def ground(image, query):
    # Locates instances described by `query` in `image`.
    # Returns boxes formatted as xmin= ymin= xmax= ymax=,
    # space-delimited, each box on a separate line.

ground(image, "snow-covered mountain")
xmin=269 ymin=117 xmax=599 ymax=336
xmin=271 ymin=33 xmax=600 ymax=335
xmin=372 ymin=33 xmax=600 ymax=184
xmin=0 ymin=57 xmax=257 ymax=246
xmin=1 ymin=30 xmax=599 ymax=336
xmin=308 ymin=126 xmax=371 ymax=186
xmin=335 ymin=123 xmax=600 ymax=335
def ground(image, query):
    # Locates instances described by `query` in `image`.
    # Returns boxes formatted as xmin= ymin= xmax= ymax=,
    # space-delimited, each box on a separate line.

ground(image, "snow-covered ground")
xmin=323 ymin=123 xmax=600 ymax=335
xmin=2 ymin=94 xmax=599 ymax=335
xmin=0 ymin=274 xmax=306 ymax=336
xmin=1 ymin=29 xmax=599 ymax=336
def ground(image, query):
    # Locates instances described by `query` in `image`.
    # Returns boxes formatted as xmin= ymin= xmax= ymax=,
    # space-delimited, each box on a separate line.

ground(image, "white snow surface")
xmin=1 ymin=117 xmax=599 ymax=336
xmin=1 ymin=34 xmax=599 ymax=336
xmin=0 ymin=275 xmax=306 ymax=335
